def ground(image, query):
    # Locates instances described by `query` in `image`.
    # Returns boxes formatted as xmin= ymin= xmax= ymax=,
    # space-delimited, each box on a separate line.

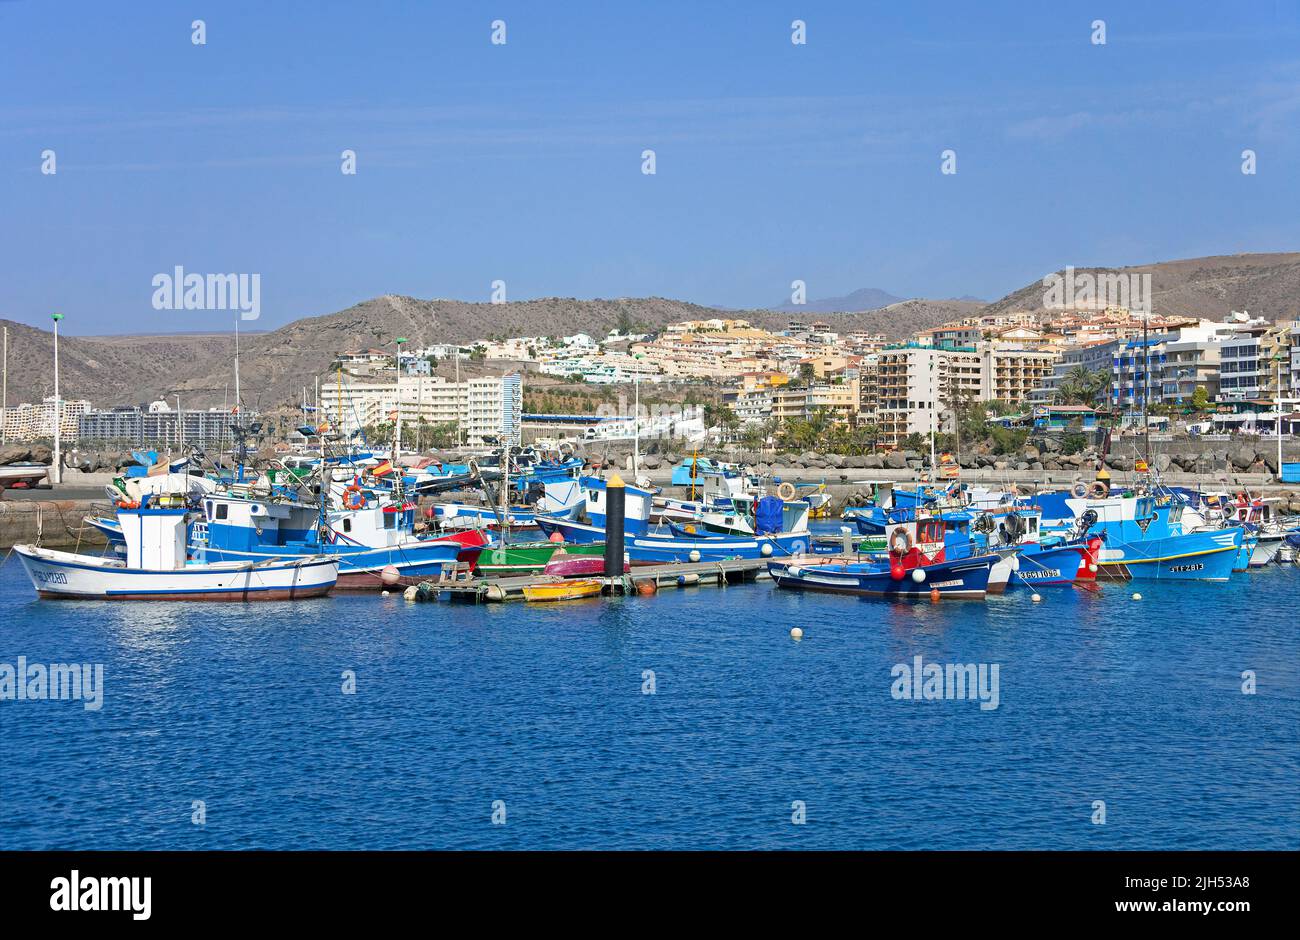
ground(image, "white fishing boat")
xmin=14 ymin=502 xmax=338 ymax=600
xmin=0 ymin=463 xmax=49 ymax=490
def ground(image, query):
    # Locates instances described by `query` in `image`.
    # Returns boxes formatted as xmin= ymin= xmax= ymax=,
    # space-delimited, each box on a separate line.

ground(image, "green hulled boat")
xmin=476 ymin=540 xmax=605 ymax=576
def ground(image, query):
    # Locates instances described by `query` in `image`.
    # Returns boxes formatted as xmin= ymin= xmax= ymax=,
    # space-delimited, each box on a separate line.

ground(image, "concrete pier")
xmin=0 ymin=498 xmax=111 ymax=549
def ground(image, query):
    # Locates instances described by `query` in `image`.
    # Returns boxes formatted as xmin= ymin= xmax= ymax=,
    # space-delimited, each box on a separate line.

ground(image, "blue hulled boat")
xmin=768 ymin=554 xmax=995 ymax=599
xmin=1073 ymin=494 xmax=1242 ymax=581
xmin=193 ymin=493 xmax=469 ymax=589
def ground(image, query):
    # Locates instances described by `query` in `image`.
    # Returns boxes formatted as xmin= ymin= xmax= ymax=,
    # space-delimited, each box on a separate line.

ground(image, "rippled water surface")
xmin=2 ymin=547 xmax=1297 ymax=850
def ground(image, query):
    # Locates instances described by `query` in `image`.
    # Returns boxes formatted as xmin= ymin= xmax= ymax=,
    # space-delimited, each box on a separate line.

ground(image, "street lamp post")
xmin=51 ymin=312 xmax=63 ymax=484
xmin=1276 ymin=354 xmax=1286 ymax=481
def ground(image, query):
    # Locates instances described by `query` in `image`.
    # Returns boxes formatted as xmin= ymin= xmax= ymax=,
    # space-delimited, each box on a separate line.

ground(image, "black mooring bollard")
xmin=604 ymin=474 xmax=626 ymax=580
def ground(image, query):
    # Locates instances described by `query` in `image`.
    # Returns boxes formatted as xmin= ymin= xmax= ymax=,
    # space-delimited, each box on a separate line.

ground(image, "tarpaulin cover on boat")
xmin=755 ymin=495 xmax=784 ymax=535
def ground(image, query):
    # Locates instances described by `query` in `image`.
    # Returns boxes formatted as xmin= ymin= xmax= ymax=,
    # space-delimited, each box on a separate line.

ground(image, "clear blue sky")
xmin=2 ymin=0 xmax=1298 ymax=334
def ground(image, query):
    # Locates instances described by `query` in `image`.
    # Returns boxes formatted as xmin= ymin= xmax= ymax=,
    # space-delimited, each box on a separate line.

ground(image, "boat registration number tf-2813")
xmin=1169 ymin=563 xmax=1205 ymax=573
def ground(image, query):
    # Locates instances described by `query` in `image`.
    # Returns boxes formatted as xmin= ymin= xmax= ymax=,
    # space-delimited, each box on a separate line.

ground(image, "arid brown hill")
xmin=1 ymin=295 xmax=973 ymax=410
xmin=984 ymin=252 xmax=1300 ymax=321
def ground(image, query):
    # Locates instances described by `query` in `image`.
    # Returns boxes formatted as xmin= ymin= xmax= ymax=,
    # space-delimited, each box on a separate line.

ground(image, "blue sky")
xmin=2 ymin=0 xmax=1299 ymax=334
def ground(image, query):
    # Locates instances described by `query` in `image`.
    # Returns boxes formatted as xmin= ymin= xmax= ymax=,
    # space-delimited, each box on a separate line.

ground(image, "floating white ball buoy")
xmin=1031 ymin=593 xmax=1042 ymax=602
xmin=1132 ymin=592 xmax=1142 ymax=601
xmin=911 ymin=568 xmax=926 ymax=583
xmin=790 ymin=627 xmax=803 ymax=640
xmin=1089 ymin=563 xmax=1098 ymax=572
xmin=380 ymin=564 xmax=401 ymax=585
xmin=760 ymin=542 xmax=773 ymax=557
xmin=688 ymin=550 xmax=700 ymax=563
xmin=403 ymin=586 xmax=417 ymax=601
xmin=382 ymin=590 xmax=390 ymax=596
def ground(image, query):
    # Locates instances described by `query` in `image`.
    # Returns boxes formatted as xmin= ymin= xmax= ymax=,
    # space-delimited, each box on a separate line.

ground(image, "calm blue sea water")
xmin=2 ymin=547 xmax=1297 ymax=851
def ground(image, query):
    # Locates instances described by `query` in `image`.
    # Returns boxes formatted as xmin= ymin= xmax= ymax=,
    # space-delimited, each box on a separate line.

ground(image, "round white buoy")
xmin=403 ymin=586 xmax=417 ymax=601
xmin=1088 ymin=563 xmax=1099 ymax=572
xmin=1132 ymin=592 xmax=1142 ymax=600
xmin=688 ymin=550 xmax=701 ymax=563
xmin=380 ymin=564 xmax=401 ymax=585
xmin=1031 ymin=593 xmax=1042 ymax=602
xmin=382 ymin=590 xmax=390 ymax=596
xmin=760 ymin=542 xmax=773 ymax=557
xmin=911 ymin=568 xmax=926 ymax=583
xmin=790 ymin=627 xmax=803 ymax=640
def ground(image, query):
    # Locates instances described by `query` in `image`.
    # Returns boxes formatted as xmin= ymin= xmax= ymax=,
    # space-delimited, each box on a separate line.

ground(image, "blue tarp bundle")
xmin=755 ymin=495 xmax=784 ymax=535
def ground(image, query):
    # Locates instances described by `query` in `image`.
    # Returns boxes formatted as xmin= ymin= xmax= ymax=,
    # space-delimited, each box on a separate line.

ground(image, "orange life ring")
xmin=116 ymin=499 xmax=140 ymax=510
xmin=342 ymin=485 xmax=366 ymax=510
xmin=889 ymin=526 xmax=913 ymax=555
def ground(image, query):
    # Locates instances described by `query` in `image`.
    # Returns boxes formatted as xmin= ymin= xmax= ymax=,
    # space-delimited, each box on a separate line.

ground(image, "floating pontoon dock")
xmin=433 ymin=557 xmax=770 ymax=603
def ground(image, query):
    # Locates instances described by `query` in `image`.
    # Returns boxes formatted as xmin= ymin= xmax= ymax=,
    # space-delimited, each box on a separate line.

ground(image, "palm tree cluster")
xmin=1054 ymin=366 xmax=1111 ymax=406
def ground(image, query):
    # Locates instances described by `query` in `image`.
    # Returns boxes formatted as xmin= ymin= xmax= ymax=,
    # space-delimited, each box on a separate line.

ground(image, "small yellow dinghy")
xmin=522 ymin=579 xmax=603 ymax=603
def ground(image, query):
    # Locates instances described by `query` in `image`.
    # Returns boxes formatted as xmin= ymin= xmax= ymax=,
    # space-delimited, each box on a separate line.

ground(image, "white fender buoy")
xmin=787 ymin=565 xmax=802 ymax=577
xmin=760 ymin=542 xmax=773 ymax=557
xmin=911 ymin=568 xmax=926 ymax=583
xmin=1132 ymin=592 xmax=1142 ymax=601
xmin=403 ymin=586 xmax=417 ymax=601
xmin=1088 ymin=563 xmax=1098 ymax=572
xmin=688 ymin=550 xmax=701 ymax=563
xmin=1031 ymin=593 xmax=1042 ymax=602
xmin=790 ymin=627 xmax=803 ymax=640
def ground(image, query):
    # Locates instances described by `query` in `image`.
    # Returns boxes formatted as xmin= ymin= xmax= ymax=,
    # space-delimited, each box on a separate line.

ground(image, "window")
xmin=343 ymin=519 xmax=352 ymax=533
xmin=215 ymin=504 xmax=228 ymax=520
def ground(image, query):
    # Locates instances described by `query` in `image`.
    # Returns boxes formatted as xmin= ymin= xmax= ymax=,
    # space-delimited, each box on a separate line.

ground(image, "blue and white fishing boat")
xmin=1070 ymin=494 xmax=1242 ymax=581
xmin=535 ymin=479 xmax=814 ymax=563
xmin=193 ymin=492 xmax=468 ymax=589
xmin=15 ymin=501 xmax=338 ymax=600
xmin=769 ymin=554 xmax=996 ymax=599
xmin=769 ymin=519 xmax=998 ymax=599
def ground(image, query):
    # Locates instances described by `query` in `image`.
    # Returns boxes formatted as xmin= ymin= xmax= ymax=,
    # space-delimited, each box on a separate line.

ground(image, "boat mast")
xmin=501 ymin=437 xmax=510 ymax=546
xmin=1142 ymin=311 xmax=1152 ymax=467
xmin=393 ymin=337 xmax=407 ymax=465
xmin=232 ymin=315 xmax=245 ymax=480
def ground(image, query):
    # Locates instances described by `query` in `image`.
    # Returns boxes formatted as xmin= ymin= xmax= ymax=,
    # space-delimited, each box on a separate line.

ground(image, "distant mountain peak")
xmin=768 ymin=287 xmax=906 ymax=314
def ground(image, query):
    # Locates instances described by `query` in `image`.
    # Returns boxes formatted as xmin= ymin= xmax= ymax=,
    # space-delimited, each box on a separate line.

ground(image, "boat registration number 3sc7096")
xmin=36 ymin=571 xmax=69 ymax=585
xmin=1168 ymin=563 xmax=1205 ymax=573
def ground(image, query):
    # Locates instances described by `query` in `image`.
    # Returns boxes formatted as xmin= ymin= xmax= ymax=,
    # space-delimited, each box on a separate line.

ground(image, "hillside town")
xmin=3 ymin=303 xmax=1300 ymax=456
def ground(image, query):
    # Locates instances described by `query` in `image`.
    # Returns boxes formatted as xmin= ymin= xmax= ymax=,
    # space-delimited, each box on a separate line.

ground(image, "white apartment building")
xmin=873 ymin=343 xmax=1056 ymax=445
xmin=536 ymin=351 xmax=663 ymax=384
xmin=1 ymin=396 xmax=92 ymax=442
xmin=319 ymin=374 xmax=521 ymax=445
xmin=731 ymin=389 xmax=773 ymax=424
xmin=1290 ymin=320 xmax=1300 ymax=394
